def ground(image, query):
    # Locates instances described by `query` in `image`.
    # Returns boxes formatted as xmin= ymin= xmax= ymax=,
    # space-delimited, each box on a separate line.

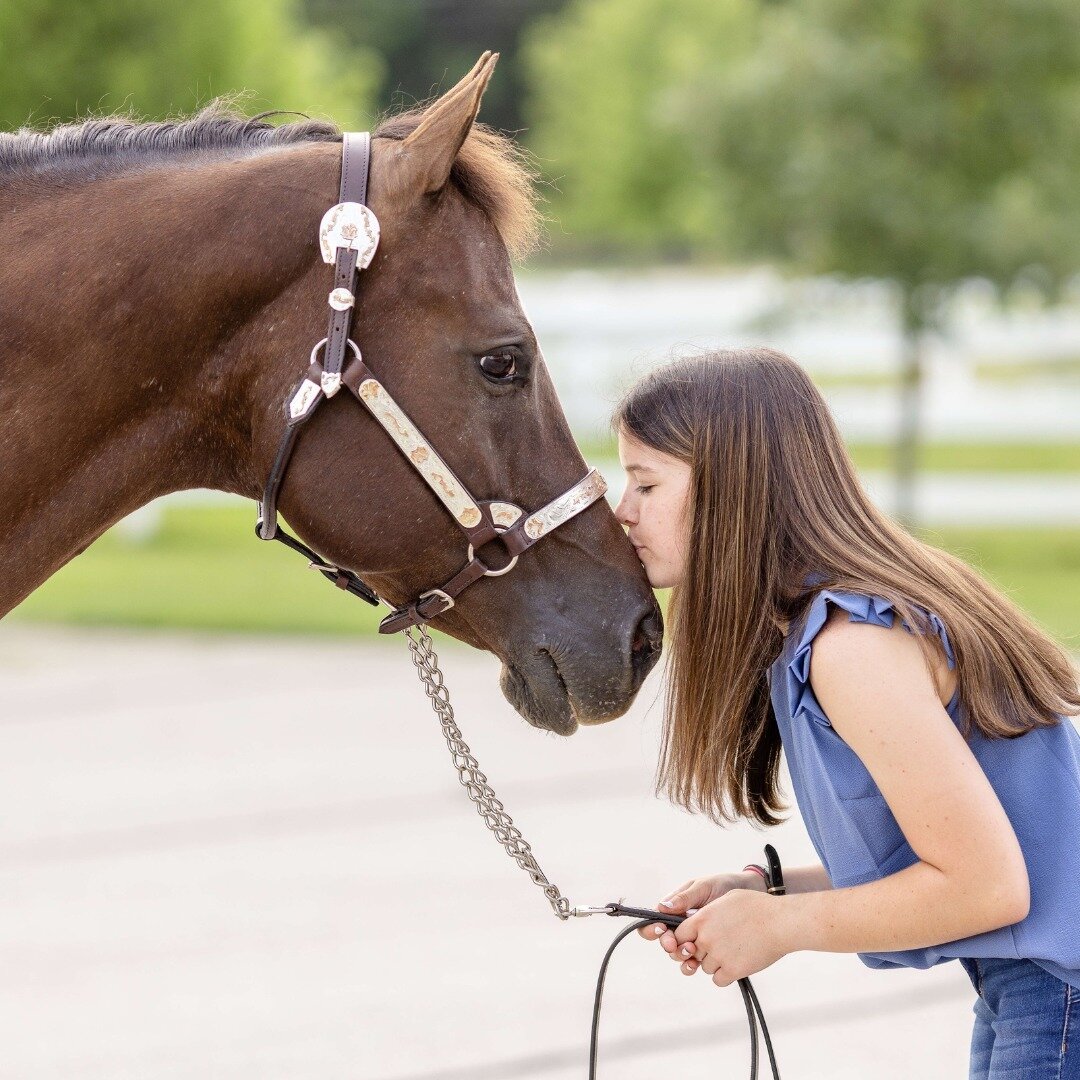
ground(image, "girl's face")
xmin=614 ymin=428 xmax=692 ymax=590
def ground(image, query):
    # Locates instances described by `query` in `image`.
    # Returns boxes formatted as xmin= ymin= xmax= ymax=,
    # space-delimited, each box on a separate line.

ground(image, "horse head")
xmin=260 ymin=55 xmax=662 ymax=733
xmin=0 ymin=54 xmax=662 ymax=735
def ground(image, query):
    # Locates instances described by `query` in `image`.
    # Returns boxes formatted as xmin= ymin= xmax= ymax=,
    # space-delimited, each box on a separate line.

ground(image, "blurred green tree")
xmin=523 ymin=0 xmax=760 ymax=258
xmin=0 ymin=0 xmax=380 ymax=131
xmin=527 ymin=0 xmax=1080 ymax=523
xmin=301 ymin=0 xmax=568 ymax=136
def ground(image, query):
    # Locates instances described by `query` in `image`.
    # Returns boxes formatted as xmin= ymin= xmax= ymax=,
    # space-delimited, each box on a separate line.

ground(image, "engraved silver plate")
xmin=489 ymin=502 xmax=523 ymax=529
xmin=357 ymin=378 xmax=482 ymax=527
xmin=319 ymin=202 xmax=380 ymax=267
xmin=524 ymin=469 xmax=607 ymax=540
xmin=321 ymin=371 xmax=342 ymax=398
xmin=289 ymin=379 xmax=322 ymax=421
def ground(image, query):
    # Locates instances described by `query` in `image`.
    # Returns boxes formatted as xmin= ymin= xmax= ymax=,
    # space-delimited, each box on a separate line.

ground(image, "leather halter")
xmin=256 ymin=133 xmax=609 ymax=634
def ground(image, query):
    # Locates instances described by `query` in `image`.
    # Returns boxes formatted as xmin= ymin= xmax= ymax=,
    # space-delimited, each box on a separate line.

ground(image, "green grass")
xmin=10 ymin=507 xmax=386 ymax=637
xmin=847 ymin=443 xmax=1080 ymax=473
xmin=8 ymin=505 xmax=1079 ymax=648
xmin=582 ymin=436 xmax=1080 ymax=474
xmin=778 ymin=359 xmax=1080 ymax=388
xmin=912 ymin=525 xmax=1079 ymax=650
xmin=973 ymin=356 xmax=1080 ymax=381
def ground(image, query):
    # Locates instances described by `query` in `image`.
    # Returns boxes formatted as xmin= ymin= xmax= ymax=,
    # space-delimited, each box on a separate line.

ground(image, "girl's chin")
xmin=644 ymin=566 xmax=674 ymax=590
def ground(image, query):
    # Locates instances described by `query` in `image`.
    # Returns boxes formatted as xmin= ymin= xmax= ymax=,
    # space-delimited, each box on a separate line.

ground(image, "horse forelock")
xmin=0 ymin=98 xmax=543 ymax=261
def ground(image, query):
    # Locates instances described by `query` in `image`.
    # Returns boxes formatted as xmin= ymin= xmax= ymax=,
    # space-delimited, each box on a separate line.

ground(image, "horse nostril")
xmin=631 ymin=607 xmax=663 ymax=661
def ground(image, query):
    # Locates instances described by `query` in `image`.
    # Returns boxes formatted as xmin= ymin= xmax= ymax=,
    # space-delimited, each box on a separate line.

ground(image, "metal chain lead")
xmin=403 ymin=624 xmax=572 ymax=920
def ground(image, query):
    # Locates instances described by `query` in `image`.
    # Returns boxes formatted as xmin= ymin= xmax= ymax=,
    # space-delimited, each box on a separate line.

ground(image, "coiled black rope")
xmin=588 ymin=907 xmax=781 ymax=1079
xmin=587 ymin=839 xmax=787 ymax=1080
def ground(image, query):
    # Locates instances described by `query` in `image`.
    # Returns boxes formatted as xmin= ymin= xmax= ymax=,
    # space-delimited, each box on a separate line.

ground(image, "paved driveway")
xmin=0 ymin=625 xmax=978 ymax=1079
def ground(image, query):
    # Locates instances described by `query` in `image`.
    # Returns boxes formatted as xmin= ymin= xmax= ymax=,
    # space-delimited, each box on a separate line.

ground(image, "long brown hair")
xmin=613 ymin=347 xmax=1080 ymax=828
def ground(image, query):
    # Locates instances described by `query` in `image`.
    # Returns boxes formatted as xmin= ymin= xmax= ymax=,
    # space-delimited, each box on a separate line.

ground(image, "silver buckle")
xmin=419 ymin=588 xmax=455 ymax=614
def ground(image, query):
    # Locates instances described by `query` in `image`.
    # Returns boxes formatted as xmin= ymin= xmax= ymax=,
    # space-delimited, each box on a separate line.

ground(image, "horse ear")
xmin=390 ymin=52 xmax=498 ymax=196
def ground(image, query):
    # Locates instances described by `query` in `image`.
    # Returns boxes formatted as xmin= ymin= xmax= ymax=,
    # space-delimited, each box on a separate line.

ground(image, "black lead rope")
xmin=255 ymin=462 xmax=784 ymax=1077
xmin=586 ymin=846 xmax=785 ymax=1079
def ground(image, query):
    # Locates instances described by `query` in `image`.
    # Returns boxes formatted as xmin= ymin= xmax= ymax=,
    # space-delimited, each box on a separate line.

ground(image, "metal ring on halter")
xmin=309 ymin=336 xmax=363 ymax=366
xmin=419 ymin=588 xmax=455 ymax=612
xmin=467 ymin=525 xmax=519 ymax=578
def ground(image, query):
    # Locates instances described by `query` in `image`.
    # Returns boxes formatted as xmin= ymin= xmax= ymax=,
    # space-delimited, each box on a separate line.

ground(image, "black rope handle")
xmin=587 ymin=912 xmax=780 ymax=1080
xmin=588 ymin=845 xmax=785 ymax=1079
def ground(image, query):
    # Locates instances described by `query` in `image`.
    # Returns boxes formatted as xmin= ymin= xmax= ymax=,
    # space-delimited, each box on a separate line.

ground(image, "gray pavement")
xmin=0 ymin=625 xmax=980 ymax=1079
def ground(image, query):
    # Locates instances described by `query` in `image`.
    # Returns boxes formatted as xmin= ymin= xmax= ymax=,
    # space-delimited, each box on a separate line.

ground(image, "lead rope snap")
xmin=399 ymin=622 xmax=783 ymax=1078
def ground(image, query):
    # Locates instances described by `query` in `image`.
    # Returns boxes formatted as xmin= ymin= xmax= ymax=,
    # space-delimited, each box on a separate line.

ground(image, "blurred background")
xmin=1 ymin=0 xmax=1077 ymax=644
xmin=1 ymin=3 xmax=1078 ymax=1078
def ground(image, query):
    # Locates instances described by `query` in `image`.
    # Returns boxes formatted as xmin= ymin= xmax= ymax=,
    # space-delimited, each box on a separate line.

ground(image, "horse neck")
xmin=0 ymin=145 xmax=337 ymax=616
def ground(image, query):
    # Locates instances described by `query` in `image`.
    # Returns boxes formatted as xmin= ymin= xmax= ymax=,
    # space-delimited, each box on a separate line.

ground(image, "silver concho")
xmin=319 ymin=202 xmax=380 ymax=268
xmin=328 ymin=287 xmax=355 ymax=311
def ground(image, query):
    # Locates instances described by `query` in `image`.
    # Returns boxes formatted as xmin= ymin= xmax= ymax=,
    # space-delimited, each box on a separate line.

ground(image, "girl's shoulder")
xmin=782 ymin=587 xmax=958 ymax=718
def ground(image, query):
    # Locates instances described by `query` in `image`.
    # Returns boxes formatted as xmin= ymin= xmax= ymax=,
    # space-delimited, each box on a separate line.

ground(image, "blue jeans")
xmin=959 ymin=956 xmax=1080 ymax=1078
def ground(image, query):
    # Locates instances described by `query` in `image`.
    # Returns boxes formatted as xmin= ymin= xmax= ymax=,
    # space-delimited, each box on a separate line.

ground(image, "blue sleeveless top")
xmin=768 ymin=586 xmax=1080 ymax=990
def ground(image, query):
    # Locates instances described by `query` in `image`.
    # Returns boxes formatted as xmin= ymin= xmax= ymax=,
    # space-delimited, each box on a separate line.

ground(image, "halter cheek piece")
xmin=255 ymin=133 xmax=608 ymax=634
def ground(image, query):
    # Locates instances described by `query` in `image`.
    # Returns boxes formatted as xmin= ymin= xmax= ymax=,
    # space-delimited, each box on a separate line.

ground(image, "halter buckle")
xmin=419 ymin=588 xmax=455 ymax=614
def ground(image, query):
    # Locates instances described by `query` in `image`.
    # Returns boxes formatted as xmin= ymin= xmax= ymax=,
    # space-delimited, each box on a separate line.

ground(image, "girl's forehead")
xmin=617 ymin=429 xmax=679 ymax=471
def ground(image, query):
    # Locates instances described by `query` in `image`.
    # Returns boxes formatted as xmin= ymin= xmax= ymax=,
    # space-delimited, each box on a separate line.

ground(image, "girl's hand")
xmin=673 ymin=890 xmax=790 ymax=986
xmin=637 ymin=871 xmax=767 ymax=976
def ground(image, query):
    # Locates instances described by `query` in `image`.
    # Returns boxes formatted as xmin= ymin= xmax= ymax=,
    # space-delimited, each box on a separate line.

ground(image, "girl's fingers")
xmin=637 ymin=922 xmax=668 ymax=941
xmin=632 ymin=919 xmax=698 ymax=973
xmin=674 ymin=940 xmax=697 ymax=962
xmin=660 ymin=929 xmax=681 ymax=954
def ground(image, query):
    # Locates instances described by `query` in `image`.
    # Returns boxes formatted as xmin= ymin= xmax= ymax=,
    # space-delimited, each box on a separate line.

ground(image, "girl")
xmin=614 ymin=347 xmax=1080 ymax=1078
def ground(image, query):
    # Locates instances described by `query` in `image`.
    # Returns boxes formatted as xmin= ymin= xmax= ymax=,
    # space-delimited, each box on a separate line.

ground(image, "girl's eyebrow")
xmin=624 ymin=463 xmax=657 ymax=475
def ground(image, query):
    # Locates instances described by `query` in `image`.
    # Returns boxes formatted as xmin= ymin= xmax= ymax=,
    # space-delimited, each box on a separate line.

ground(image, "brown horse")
xmin=0 ymin=53 xmax=662 ymax=735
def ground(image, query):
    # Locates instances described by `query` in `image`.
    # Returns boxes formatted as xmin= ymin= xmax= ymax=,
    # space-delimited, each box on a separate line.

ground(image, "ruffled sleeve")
xmin=785 ymin=589 xmax=956 ymax=728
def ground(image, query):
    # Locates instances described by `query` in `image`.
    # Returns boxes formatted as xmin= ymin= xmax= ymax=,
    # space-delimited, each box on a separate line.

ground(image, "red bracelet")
xmin=742 ymin=863 xmax=768 ymax=883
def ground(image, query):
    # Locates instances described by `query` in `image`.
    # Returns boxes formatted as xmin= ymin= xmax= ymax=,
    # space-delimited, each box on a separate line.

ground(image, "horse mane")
xmin=0 ymin=99 xmax=542 ymax=259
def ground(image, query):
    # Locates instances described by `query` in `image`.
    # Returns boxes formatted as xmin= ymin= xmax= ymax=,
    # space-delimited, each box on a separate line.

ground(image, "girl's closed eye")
xmin=636 ymin=484 xmax=655 ymax=494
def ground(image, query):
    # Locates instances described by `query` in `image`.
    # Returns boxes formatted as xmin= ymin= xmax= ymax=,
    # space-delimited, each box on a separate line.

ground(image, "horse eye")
xmin=479 ymin=351 xmax=517 ymax=380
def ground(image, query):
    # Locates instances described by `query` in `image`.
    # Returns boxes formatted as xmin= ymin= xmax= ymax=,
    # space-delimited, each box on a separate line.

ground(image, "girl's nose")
xmin=614 ymin=490 xmax=635 ymax=526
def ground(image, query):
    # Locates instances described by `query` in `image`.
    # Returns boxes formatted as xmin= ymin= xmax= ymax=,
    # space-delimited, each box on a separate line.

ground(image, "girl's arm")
xmin=775 ymin=607 xmax=1030 ymax=956
xmin=780 ymin=863 xmax=834 ymax=894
